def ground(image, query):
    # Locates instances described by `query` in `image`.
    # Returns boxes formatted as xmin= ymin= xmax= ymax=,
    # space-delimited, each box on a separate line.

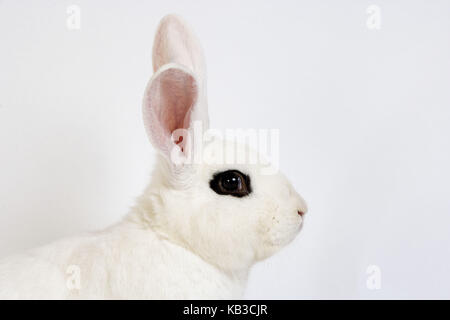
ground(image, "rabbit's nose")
xmin=297 ymin=210 xmax=305 ymax=217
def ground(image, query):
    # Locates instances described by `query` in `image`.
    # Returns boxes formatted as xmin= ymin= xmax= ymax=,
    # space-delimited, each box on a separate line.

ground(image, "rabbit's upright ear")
xmin=143 ymin=15 xmax=209 ymax=160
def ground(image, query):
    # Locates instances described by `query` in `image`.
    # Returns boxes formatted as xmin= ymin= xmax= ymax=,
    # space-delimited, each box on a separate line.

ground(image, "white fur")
xmin=0 ymin=14 xmax=307 ymax=299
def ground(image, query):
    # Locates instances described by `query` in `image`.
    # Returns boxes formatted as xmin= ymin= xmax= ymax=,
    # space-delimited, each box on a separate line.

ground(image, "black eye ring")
xmin=209 ymin=170 xmax=251 ymax=198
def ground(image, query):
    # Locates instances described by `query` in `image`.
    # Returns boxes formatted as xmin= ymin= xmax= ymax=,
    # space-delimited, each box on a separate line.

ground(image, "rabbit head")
xmin=139 ymin=15 xmax=307 ymax=271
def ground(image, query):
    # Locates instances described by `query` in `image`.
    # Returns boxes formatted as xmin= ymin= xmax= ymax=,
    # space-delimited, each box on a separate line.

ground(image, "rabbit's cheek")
xmin=270 ymin=215 xmax=301 ymax=246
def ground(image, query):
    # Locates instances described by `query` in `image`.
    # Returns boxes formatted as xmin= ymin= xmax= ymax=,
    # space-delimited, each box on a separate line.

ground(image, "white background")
xmin=1 ymin=0 xmax=450 ymax=299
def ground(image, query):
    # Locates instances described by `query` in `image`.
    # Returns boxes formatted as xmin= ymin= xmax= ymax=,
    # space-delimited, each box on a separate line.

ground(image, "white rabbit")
xmin=0 ymin=14 xmax=307 ymax=299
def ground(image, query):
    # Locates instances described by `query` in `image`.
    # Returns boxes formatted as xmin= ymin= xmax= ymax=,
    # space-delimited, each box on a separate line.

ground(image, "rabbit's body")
xmin=0 ymin=15 xmax=307 ymax=299
xmin=0 ymin=219 xmax=244 ymax=299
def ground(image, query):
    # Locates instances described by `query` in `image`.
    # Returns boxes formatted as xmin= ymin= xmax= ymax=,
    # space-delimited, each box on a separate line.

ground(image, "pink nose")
xmin=297 ymin=210 xmax=305 ymax=217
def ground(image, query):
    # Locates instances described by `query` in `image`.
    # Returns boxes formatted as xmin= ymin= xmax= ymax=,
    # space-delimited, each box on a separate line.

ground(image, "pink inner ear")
xmin=144 ymin=68 xmax=198 ymax=155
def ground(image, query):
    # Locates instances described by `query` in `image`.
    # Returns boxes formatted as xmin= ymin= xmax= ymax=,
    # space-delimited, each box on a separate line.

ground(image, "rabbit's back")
xmin=0 ymin=234 xmax=92 ymax=299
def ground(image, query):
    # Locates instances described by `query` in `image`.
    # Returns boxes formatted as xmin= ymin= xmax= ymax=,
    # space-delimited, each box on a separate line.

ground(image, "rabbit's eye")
xmin=209 ymin=170 xmax=251 ymax=197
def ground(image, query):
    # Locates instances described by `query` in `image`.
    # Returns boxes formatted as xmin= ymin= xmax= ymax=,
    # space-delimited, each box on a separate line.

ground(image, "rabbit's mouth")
xmin=297 ymin=218 xmax=305 ymax=233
